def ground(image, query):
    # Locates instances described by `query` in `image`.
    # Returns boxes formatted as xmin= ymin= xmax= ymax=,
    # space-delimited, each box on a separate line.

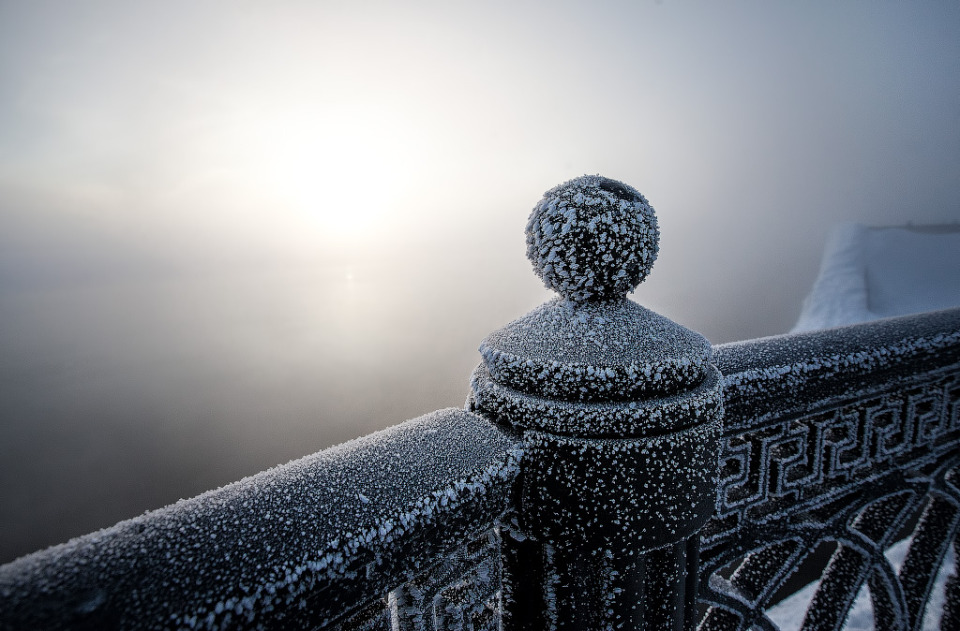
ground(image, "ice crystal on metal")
xmin=525 ymin=175 xmax=659 ymax=304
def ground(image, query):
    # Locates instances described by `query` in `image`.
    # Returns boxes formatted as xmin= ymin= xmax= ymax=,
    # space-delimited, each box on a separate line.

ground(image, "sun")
xmin=247 ymin=105 xmax=417 ymax=238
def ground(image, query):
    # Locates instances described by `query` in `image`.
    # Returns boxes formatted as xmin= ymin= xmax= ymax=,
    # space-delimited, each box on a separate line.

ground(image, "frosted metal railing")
xmin=2 ymin=176 xmax=959 ymax=630
xmin=702 ymin=307 xmax=960 ymax=630
xmin=0 ymin=409 xmax=522 ymax=629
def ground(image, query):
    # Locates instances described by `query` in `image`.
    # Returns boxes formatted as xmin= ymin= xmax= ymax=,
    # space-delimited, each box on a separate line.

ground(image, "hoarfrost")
xmin=526 ymin=175 xmax=659 ymax=304
xmin=0 ymin=408 xmax=523 ymax=629
xmin=470 ymin=175 xmax=724 ymax=627
xmin=767 ymin=539 xmax=957 ymax=631
xmin=479 ymin=297 xmax=710 ymax=404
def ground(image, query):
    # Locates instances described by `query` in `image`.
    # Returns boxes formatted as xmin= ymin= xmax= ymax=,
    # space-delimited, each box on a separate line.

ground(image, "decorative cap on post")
xmin=474 ymin=175 xmax=714 ymax=435
xmin=470 ymin=176 xmax=724 ymax=629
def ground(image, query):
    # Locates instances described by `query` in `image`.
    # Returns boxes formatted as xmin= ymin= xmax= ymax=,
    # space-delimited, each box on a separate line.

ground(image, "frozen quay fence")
xmin=3 ymin=176 xmax=960 ymax=630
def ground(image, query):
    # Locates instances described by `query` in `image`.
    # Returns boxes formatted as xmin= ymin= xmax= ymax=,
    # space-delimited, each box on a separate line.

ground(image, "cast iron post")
xmin=469 ymin=175 xmax=723 ymax=630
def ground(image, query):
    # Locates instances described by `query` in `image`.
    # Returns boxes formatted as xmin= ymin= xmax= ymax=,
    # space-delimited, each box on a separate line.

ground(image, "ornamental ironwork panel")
xmin=328 ymin=528 xmax=503 ymax=631
xmin=699 ymin=363 xmax=960 ymax=630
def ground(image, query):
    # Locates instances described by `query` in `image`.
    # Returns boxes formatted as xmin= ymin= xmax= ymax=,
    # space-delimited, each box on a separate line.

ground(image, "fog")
xmin=1 ymin=1 xmax=958 ymax=562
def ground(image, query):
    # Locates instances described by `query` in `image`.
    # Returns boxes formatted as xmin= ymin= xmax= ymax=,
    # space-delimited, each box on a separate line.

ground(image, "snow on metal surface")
xmin=0 ymin=408 xmax=522 ymax=630
xmin=525 ymin=175 xmax=659 ymax=305
xmin=768 ymin=537 xmax=957 ymax=631
xmin=522 ymin=417 xmax=722 ymax=550
xmin=479 ymin=174 xmax=711 ymax=416
xmin=479 ymin=296 xmax=710 ymax=402
xmin=471 ymin=176 xmax=723 ymax=629
xmin=699 ymin=307 xmax=960 ymax=630
xmin=715 ymin=307 xmax=960 ymax=431
xmin=471 ymin=362 xmax=721 ymax=437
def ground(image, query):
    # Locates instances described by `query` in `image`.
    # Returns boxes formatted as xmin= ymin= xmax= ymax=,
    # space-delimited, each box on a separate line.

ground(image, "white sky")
xmin=2 ymin=1 xmax=957 ymax=338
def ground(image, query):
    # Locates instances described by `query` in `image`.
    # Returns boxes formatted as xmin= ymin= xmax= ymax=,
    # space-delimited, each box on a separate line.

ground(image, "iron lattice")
xmin=699 ymin=366 xmax=960 ymax=630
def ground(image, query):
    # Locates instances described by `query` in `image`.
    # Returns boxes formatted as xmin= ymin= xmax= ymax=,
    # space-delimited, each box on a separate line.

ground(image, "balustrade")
xmin=2 ymin=177 xmax=959 ymax=630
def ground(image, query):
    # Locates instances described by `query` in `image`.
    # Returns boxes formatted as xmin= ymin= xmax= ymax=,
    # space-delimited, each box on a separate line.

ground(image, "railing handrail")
xmin=716 ymin=307 xmax=960 ymax=432
xmin=0 ymin=409 xmax=522 ymax=630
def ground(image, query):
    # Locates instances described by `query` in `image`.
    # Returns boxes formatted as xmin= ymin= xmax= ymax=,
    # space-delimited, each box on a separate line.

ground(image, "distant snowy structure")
xmin=793 ymin=223 xmax=960 ymax=332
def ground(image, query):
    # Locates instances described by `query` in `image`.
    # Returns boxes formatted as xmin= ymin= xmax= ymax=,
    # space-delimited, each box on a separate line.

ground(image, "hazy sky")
xmin=1 ymin=1 xmax=958 ymax=560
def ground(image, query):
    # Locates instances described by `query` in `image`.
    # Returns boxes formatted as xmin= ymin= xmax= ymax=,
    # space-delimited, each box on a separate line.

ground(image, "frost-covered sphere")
xmin=525 ymin=175 xmax=659 ymax=303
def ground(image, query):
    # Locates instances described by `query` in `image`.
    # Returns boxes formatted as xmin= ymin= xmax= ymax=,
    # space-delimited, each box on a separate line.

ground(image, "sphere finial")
xmin=525 ymin=175 xmax=659 ymax=304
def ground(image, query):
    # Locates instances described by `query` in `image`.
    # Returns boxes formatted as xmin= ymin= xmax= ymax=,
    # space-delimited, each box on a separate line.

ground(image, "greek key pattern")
xmin=699 ymin=366 xmax=960 ymax=630
xmin=711 ymin=369 xmax=960 ymax=537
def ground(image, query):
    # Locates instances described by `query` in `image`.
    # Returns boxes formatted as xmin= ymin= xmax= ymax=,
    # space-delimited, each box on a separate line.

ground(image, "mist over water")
xmin=2 ymin=1 xmax=959 ymax=562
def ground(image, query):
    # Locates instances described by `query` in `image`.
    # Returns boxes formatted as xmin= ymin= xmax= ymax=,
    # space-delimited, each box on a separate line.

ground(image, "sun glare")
xmin=243 ymin=105 xmax=421 ymax=239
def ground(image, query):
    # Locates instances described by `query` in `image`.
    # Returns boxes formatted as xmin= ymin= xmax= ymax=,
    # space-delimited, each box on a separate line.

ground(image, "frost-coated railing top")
xmin=0 ymin=409 xmax=522 ymax=629
xmin=2 ymin=175 xmax=959 ymax=631
xmin=716 ymin=307 xmax=960 ymax=432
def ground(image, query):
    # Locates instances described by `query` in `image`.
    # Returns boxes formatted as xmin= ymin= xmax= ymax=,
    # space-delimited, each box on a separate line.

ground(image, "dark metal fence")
xmin=2 ymin=176 xmax=959 ymax=630
xmin=703 ymin=307 xmax=960 ymax=630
